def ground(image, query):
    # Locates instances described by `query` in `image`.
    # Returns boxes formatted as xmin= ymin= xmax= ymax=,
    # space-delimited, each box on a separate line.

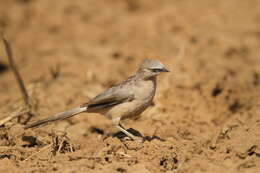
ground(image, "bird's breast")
xmin=134 ymin=78 xmax=156 ymax=102
xmin=106 ymin=78 xmax=156 ymax=120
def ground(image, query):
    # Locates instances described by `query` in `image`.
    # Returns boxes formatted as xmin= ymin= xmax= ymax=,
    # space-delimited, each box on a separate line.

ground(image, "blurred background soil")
xmin=0 ymin=0 xmax=259 ymax=172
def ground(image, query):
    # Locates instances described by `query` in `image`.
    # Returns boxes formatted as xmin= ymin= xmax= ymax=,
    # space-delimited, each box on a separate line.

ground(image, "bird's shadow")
xmin=112 ymin=128 xmax=165 ymax=142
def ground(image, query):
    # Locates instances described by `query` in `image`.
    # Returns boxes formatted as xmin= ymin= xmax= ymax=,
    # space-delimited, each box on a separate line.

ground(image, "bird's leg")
xmin=112 ymin=117 xmax=143 ymax=142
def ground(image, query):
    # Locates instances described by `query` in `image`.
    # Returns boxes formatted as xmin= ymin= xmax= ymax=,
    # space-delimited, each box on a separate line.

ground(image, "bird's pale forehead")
xmin=141 ymin=59 xmax=165 ymax=69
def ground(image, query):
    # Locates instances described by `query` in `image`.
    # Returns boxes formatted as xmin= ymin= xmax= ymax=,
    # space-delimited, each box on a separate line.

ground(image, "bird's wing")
xmin=81 ymin=85 xmax=135 ymax=110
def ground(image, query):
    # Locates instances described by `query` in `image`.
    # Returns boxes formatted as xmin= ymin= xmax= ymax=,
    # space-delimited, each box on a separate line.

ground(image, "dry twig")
xmin=2 ymin=34 xmax=30 ymax=105
xmin=23 ymin=144 xmax=52 ymax=161
xmin=0 ymin=107 xmax=29 ymax=126
xmin=0 ymin=33 xmax=38 ymax=126
xmin=51 ymin=131 xmax=74 ymax=155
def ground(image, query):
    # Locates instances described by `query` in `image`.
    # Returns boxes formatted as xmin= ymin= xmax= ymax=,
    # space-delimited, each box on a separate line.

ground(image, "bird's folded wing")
xmin=81 ymin=86 xmax=134 ymax=110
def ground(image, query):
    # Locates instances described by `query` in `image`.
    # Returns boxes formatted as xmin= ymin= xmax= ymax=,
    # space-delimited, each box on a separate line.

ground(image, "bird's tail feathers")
xmin=24 ymin=107 xmax=87 ymax=129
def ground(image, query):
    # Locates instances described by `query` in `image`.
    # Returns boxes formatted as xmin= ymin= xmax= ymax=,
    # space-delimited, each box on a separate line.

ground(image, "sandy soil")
xmin=0 ymin=0 xmax=260 ymax=172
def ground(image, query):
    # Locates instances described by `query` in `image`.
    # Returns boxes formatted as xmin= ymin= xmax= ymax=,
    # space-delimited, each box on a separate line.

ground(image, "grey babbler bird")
xmin=25 ymin=58 xmax=169 ymax=142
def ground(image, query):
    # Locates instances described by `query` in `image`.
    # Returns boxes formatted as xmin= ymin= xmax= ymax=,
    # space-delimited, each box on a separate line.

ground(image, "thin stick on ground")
xmin=23 ymin=144 xmax=52 ymax=161
xmin=0 ymin=107 xmax=29 ymax=126
xmin=2 ymin=34 xmax=30 ymax=105
xmin=0 ymin=33 xmax=37 ymax=126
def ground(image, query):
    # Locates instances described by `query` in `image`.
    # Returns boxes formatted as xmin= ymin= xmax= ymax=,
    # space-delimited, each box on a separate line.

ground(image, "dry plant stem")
xmin=0 ymin=34 xmax=37 ymax=126
xmin=54 ymin=132 xmax=74 ymax=154
xmin=57 ymin=138 xmax=65 ymax=154
xmin=2 ymin=36 xmax=30 ymax=105
xmin=0 ymin=107 xmax=29 ymax=126
xmin=23 ymin=144 xmax=52 ymax=161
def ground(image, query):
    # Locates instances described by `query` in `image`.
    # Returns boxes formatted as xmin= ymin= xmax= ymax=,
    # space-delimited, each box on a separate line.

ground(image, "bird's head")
xmin=137 ymin=58 xmax=169 ymax=79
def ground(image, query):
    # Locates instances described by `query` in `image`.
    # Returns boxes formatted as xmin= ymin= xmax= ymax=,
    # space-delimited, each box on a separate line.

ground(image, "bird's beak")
xmin=162 ymin=67 xmax=170 ymax=72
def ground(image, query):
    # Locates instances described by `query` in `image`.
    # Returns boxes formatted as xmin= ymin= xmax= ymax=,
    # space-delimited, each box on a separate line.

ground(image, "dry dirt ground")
xmin=0 ymin=0 xmax=260 ymax=172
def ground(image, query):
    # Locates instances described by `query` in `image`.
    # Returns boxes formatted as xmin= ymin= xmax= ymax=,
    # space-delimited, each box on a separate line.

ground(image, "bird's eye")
xmin=151 ymin=68 xmax=162 ymax=73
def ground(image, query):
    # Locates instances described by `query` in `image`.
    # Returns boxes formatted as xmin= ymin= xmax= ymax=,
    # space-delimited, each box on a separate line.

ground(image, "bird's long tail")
xmin=24 ymin=107 xmax=87 ymax=129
